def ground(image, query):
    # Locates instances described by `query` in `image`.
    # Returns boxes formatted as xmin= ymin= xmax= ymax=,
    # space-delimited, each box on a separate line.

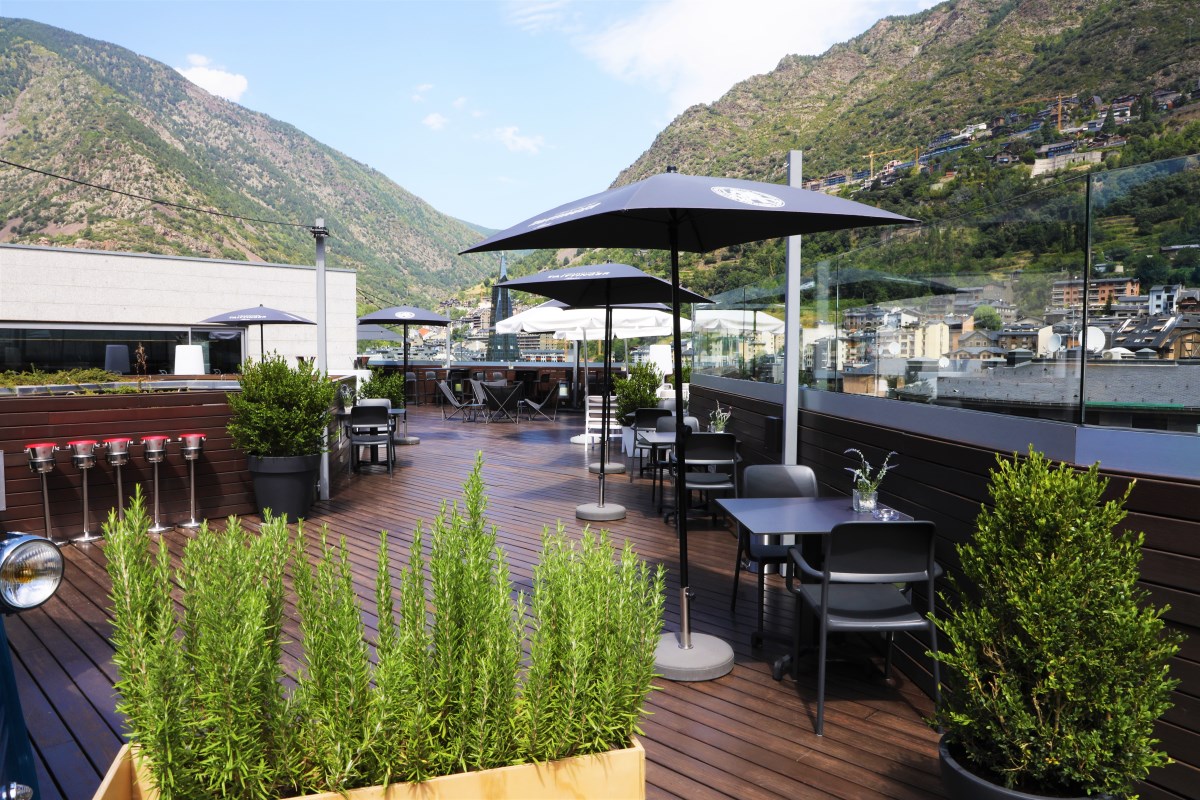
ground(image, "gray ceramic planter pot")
xmin=939 ymin=737 xmax=1118 ymax=800
xmin=246 ymin=454 xmax=321 ymax=522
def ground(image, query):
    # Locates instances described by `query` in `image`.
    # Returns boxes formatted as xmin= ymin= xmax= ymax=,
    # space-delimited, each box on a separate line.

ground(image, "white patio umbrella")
xmin=692 ymin=308 xmax=785 ymax=334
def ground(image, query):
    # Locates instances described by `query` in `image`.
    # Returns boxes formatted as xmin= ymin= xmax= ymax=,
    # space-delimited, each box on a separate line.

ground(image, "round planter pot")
xmin=939 ymin=737 xmax=1114 ymax=800
xmin=246 ymin=454 xmax=321 ymax=522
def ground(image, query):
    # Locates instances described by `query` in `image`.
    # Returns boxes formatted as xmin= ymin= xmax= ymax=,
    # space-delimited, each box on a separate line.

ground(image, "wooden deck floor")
xmin=8 ymin=403 xmax=946 ymax=800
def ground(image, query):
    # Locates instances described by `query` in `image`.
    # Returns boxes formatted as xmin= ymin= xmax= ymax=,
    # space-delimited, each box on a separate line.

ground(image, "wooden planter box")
xmin=93 ymin=739 xmax=645 ymax=800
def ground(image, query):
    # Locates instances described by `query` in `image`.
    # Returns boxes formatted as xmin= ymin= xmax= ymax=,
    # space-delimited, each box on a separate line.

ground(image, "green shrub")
xmin=932 ymin=448 xmax=1184 ymax=797
xmin=613 ymin=361 xmax=661 ymax=420
xmin=357 ymin=367 xmax=406 ymax=407
xmin=106 ymin=456 xmax=663 ymax=798
xmin=226 ymin=353 xmax=336 ymax=457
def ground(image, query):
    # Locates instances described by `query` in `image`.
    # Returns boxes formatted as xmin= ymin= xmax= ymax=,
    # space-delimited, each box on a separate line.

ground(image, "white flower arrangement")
xmin=844 ymin=447 xmax=897 ymax=495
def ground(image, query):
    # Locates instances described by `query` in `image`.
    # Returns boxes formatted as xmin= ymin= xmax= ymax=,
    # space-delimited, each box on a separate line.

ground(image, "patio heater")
xmin=177 ymin=433 xmax=206 ymax=529
xmin=24 ymin=443 xmax=66 ymax=545
xmin=66 ymin=440 xmax=101 ymax=543
xmin=141 ymin=435 xmax=171 ymax=534
xmin=103 ymin=437 xmax=132 ymax=520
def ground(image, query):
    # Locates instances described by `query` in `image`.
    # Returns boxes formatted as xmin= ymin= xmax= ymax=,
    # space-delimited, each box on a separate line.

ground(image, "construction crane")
xmin=1021 ymin=95 xmax=1071 ymax=131
xmin=861 ymin=147 xmax=908 ymax=177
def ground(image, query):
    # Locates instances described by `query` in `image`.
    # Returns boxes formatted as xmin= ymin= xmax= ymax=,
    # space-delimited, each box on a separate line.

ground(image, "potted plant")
xmin=226 ymin=353 xmax=336 ymax=521
xmin=932 ymin=448 xmax=1184 ymax=800
xmin=96 ymin=458 xmax=663 ymax=799
xmin=614 ymin=361 xmax=661 ymax=456
xmin=709 ymin=402 xmax=731 ymax=433
xmin=357 ymin=367 xmax=406 ymax=407
xmin=843 ymin=447 xmax=895 ymax=513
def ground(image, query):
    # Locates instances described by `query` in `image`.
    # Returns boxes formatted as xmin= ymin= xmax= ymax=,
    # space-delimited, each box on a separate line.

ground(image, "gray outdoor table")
xmin=714 ymin=496 xmax=911 ymax=676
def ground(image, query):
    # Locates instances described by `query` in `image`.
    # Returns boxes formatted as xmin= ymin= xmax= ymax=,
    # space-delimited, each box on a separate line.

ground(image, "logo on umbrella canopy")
xmin=530 ymin=202 xmax=601 ymax=230
xmin=711 ymin=186 xmax=785 ymax=207
xmin=229 ymin=314 xmax=269 ymax=320
xmin=394 ymin=311 xmax=416 ymax=319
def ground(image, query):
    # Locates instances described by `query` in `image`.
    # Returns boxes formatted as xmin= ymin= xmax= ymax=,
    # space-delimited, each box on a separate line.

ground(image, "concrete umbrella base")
xmin=654 ymin=631 xmax=735 ymax=682
xmin=576 ymin=502 xmax=626 ymax=521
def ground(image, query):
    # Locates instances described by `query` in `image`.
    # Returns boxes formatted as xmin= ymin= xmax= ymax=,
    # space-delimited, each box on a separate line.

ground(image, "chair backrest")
xmin=437 ymin=380 xmax=462 ymax=406
xmin=655 ymin=415 xmax=700 ymax=434
xmin=743 ymin=464 xmax=818 ymax=500
xmin=469 ymin=379 xmax=488 ymax=404
xmin=823 ymin=521 xmax=936 ymax=584
xmin=684 ymin=432 xmax=737 ymax=463
xmin=634 ymin=407 xmax=672 ymax=430
xmin=358 ymin=397 xmax=391 ymax=409
xmin=350 ymin=404 xmax=390 ymax=428
xmin=491 ymin=371 xmax=505 ymax=381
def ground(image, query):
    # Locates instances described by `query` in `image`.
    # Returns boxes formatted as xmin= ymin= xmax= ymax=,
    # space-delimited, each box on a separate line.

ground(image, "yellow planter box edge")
xmin=93 ymin=738 xmax=646 ymax=800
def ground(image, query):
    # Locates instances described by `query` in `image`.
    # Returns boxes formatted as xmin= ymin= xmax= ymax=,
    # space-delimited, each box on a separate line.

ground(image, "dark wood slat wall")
xmin=697 ymin=384 xmax=1200 ymax=800
xmin=1 ymin=390 xmax=362 ymax=536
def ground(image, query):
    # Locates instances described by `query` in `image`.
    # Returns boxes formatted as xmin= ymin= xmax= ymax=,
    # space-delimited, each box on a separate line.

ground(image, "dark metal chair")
xmin=785 ymin=520 xmax=941 ymax=735
xmin=629 ymin=407 xmax=672 ymax=482
xmin=347 ymin=404 xmax=393 ymax=475
xmin=732 ymin=464 xmax=819 ymax=646
xmin=668 ymin=431 xmax=738 ymax=523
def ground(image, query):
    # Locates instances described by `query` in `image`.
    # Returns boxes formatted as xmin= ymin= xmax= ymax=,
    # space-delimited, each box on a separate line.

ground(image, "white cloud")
xmin=492 ymin=126 xmax=545 ymax=154
xmin=423 ymin=112 xmax=450 ymax=131
xmin=176 ymin=54 xmax=248 ymax=102
xmin=506 ymin=0 xmax=578 ymax=34
xmin=453 ymin=96 xmax=468 ymax=109
xmin=563 ymin=0 xmax=928 ymax=117
xmin=412 ymin=83 xmax=434 ymax=102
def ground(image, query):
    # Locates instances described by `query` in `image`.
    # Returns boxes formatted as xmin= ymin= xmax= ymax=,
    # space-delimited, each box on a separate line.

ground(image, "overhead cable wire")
xmin=0 ymin=156 xmax=312 ymax=230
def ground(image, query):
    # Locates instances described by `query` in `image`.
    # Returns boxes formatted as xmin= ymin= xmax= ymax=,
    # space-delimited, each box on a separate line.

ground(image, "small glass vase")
xmin=852 ymin=489 xmax=878 ymax=514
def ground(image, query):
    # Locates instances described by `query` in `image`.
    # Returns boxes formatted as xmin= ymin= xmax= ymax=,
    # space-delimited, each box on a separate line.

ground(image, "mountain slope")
xmin=617 ymin=0 xmax=1194 ymax=187
xmin=0 ymin=18 xmax=494 ymax=306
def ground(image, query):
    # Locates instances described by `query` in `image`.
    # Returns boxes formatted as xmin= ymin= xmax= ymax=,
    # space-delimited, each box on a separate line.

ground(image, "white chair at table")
xmin=347 ymin=401 xmax=394 ymax=475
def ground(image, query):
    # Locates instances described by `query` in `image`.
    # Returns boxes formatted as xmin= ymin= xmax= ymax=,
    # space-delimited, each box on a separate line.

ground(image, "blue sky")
xmin=6 ymin=0 xmax=935 ymax=230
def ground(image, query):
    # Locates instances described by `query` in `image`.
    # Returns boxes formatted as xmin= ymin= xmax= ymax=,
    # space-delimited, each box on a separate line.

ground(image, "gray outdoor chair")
xmin=347 ymin=403 xmax=393 ymax=475
xmin=785 ymin=520 xmax=941 ymax=735
xmin=629 ymin=407 xmax=672 ymax=482
xmin=522 ymin=387 xmax=560 ymax=421
xmin=668 ymin=431 xmax=738 ymax=523
xmin=436 ymin=379 xmax=482 ymax=421
xmin=732 ymin=464 xmax=819 ymax=646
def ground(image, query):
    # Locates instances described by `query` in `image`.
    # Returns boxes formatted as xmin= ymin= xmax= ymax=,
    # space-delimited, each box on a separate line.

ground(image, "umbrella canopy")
xmin=462 ymin=170 xmax=914 ymax=678
xmin=197 ymin=304 xmax=315 ymax=358
xmin=490 ymin=262 xmax=709 ymax=523
xmin=356 ymin=306 xmax=451 ymax=387
xmin=693 ymin=309 xmax=785 ymax=334
xmin=497 ymin=300 xmax=693 ymax=339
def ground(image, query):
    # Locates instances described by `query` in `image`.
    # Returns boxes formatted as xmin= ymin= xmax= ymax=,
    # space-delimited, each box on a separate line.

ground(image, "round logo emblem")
xmin=711 ymin=186 xmax=785 ymax=208
xmin=394 ymin=311 xmax=416 ymax=319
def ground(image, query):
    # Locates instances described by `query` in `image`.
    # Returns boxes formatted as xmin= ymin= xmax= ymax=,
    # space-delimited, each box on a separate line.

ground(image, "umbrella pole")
xmin=654 ymin=220 xmax=733 ymax=682
xmin=397 ymin=322 xmax=419 ymax=445
xmin=578 ymin=301 xmax=625 ymax=521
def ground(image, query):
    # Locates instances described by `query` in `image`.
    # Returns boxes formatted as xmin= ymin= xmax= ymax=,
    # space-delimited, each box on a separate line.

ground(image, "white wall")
xmin=0 ymin=244 xmax=358 ymax=370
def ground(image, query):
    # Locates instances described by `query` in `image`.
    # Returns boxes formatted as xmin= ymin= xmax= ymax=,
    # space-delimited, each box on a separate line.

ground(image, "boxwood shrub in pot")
xmin=226 ymin=353 xmax=336 ymax=521
xmin=932 ymin=448 xmax=1184 ymax=799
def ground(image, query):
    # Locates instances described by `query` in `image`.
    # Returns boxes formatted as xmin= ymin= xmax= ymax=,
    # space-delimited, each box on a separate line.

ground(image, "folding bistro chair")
xmin=522 ymin=386 xmax=560 ymax=421
xmin=436 ymin=380 xmax=482 ymax=421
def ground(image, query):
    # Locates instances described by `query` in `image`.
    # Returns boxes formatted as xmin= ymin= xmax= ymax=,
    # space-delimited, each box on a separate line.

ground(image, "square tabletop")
xmin=714 ymin=496 xmax=910 ymax=535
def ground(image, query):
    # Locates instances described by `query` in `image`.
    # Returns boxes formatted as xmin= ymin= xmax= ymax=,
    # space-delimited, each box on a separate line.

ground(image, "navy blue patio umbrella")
xmin=357 ymin=305 xmax=451 ymax=387
xmin=464 ymin=169 xmax=916 ymax=681
xmin=501 ymin=262 xmax=708 ymax=523
xmin=198 ymin=304 xmax=315 ymax=358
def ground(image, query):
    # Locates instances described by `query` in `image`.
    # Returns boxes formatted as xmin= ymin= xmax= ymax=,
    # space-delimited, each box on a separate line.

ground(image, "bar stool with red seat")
xmin=66 ymin=440 xmax=101 ymax=543
xmin=177 ymin=433 xmax=206 ymax=529
xmin=24 ymin=443 xmax=66 ymax=545
xmin=141 ymin=435 xmax=171 ymax=534
xmin=103 ymin=437 xmax=133 ymax=520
